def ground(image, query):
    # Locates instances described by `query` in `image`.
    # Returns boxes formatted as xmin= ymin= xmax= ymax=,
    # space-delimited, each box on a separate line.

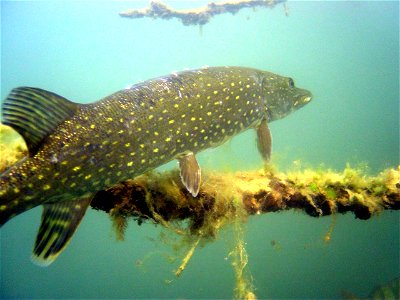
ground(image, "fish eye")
xmin=288 ymin=78 xmax=294 ymax=88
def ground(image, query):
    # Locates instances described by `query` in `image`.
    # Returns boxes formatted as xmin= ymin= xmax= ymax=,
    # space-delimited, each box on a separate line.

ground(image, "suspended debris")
xmin=119 ymin=0 xmax=286 ymax=26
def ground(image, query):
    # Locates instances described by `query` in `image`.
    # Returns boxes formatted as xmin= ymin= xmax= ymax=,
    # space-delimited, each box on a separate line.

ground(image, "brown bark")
xmin=90 ymin=166 xmax=400 ymax=239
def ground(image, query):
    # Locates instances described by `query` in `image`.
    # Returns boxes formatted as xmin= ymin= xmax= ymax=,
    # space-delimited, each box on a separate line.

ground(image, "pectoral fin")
xmin=256 ymin=119 xmax=272 ymax=162
xmin=178 ymin=152 xmax=201 ymax=197
xmin=31 ymin=197 xmax=92 ymax=267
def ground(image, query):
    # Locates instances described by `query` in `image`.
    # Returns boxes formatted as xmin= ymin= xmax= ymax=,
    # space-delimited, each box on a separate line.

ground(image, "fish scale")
xmin=0 ymin=66 xmax=312 ymax=266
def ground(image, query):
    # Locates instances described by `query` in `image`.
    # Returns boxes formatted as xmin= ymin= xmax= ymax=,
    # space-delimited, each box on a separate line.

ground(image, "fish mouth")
xmin=303 ymin=95 xmax=312 ymax=103
xmin=300 ymin=89 xmax=313 ymax=104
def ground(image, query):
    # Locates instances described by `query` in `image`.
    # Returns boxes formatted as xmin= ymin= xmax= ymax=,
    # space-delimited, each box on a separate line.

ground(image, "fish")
xmin=341 ymin=277 xmax=400 ymax=299
xmin=0 ymin=66 xmax=312 ymax=266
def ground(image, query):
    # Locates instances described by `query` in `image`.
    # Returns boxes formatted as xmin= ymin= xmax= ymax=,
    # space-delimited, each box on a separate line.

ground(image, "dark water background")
xmin=1 ymin=1 xmax=399 ymax=299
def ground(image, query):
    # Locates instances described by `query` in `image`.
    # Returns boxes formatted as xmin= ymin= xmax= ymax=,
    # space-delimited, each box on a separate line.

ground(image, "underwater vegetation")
xmin=1 ymin=124 xmax=399 ymax=299
xmin=0 ymin=124 xmax=27 ymax=170
xmin=119 ymin=0 xmax=286 ymax=26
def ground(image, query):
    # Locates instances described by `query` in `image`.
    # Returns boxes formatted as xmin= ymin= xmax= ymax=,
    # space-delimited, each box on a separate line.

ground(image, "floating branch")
xmin=119 ymin=0 xmax=285 ymax=26
xmin=91 ymin=166 xmax=400 ymax=240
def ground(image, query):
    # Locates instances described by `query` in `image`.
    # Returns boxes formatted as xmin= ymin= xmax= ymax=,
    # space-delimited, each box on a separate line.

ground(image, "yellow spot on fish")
xmin=204 ymin=136 xmax=208 ymax=140
xmin=141 ymin=159 xmax=146 ymax=164
xmin=70 ymin=183 xmax=76 ymax=188
xmin=90 ymin=124 xmax=95 ymax=129
xmin=76 ymin=125 xmax=82 ymax=129
xmin=169 ymin=119 xmax=175 ymax=124
xmin=38 ymin=174 xmax=44 ymax=180
xmin=181 ymin=114 xmax=186 ymax=118
xmin=98 ymin=168 xmax=105 ymax=172
xmin=127 ymin=161 xmax=133 ymax=167
xmin=235 ymin=95 xmax=240 ymax=100
xmin=174 ymin=104 xmax=179 ymax=108
xmin=191 ymin=117 xmax=196 ymax=121
xmin=165 ymin=137 xmax=171 ymax=142
xmin=162 ymin=109 xmax=168 ymax=113
xmin=213 ymin=90 xmax=218 ymax=95
xmin=84 ymin=174 xmax=92 ymax=180
xmin=196 ymin=94 xmax=201 ymax=98
xmin=124 ymin=142 xmax=130 ymax=147
xmin=140 ymin=144 xmax=145 ymax=148
xmin=231 ymin=82 xmax=235 ymax=86
xmin=0 ymin=205 xmax=7 ymax=211
xmin=14 ymin=188 xmax=20 ymax=193
xmin=130 ymin=152 xmax=136 ymax=156
xmin=149 ymin=115 xmax=154 ymax=120
xmin=207 ymin=112 xmax=212 ymax=116
xmin=153 ymin=148 xmax=159 ymax=153
xmin=154 ymin=131 xmax=159 ymax=136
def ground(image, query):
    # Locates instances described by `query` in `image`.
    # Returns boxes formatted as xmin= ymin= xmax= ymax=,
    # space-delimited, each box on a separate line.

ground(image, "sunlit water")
xmin=1 ymin=1 xmax=399 ymax=299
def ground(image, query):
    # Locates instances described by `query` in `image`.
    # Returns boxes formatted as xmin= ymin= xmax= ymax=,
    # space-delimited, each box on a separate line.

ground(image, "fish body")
xmin=0 ymin=66 xmax=312 ymax=265
xmin=342 ymin=277 xmax=400 ymax=299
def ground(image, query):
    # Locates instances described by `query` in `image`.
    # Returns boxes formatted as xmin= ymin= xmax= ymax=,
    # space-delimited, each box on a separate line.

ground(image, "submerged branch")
xmin=119 ymin=0 xmax=285 ymax=26
xmin=91 ymin=166 xmax=400 ymax=239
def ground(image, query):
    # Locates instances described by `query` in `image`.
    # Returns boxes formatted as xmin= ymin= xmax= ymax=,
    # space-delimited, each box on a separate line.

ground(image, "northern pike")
xmin=0 ymin=66 xmax=312 ymax=266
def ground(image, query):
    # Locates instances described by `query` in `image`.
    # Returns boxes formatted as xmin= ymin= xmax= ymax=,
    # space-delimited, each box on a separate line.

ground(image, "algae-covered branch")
xmin=90 ymin=167 xmax=400 ymax=239
xmin=119 ymin=0 xmax=286 ymax=26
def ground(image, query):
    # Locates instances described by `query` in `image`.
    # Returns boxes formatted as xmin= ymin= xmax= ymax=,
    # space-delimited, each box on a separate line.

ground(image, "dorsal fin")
xmin=1 ymin=87 xmax=79 ymax=156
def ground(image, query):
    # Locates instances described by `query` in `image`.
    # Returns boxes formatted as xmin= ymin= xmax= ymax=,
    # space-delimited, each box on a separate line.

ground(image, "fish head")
xmin=260 ymin=72 xmax=312 ymax=121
